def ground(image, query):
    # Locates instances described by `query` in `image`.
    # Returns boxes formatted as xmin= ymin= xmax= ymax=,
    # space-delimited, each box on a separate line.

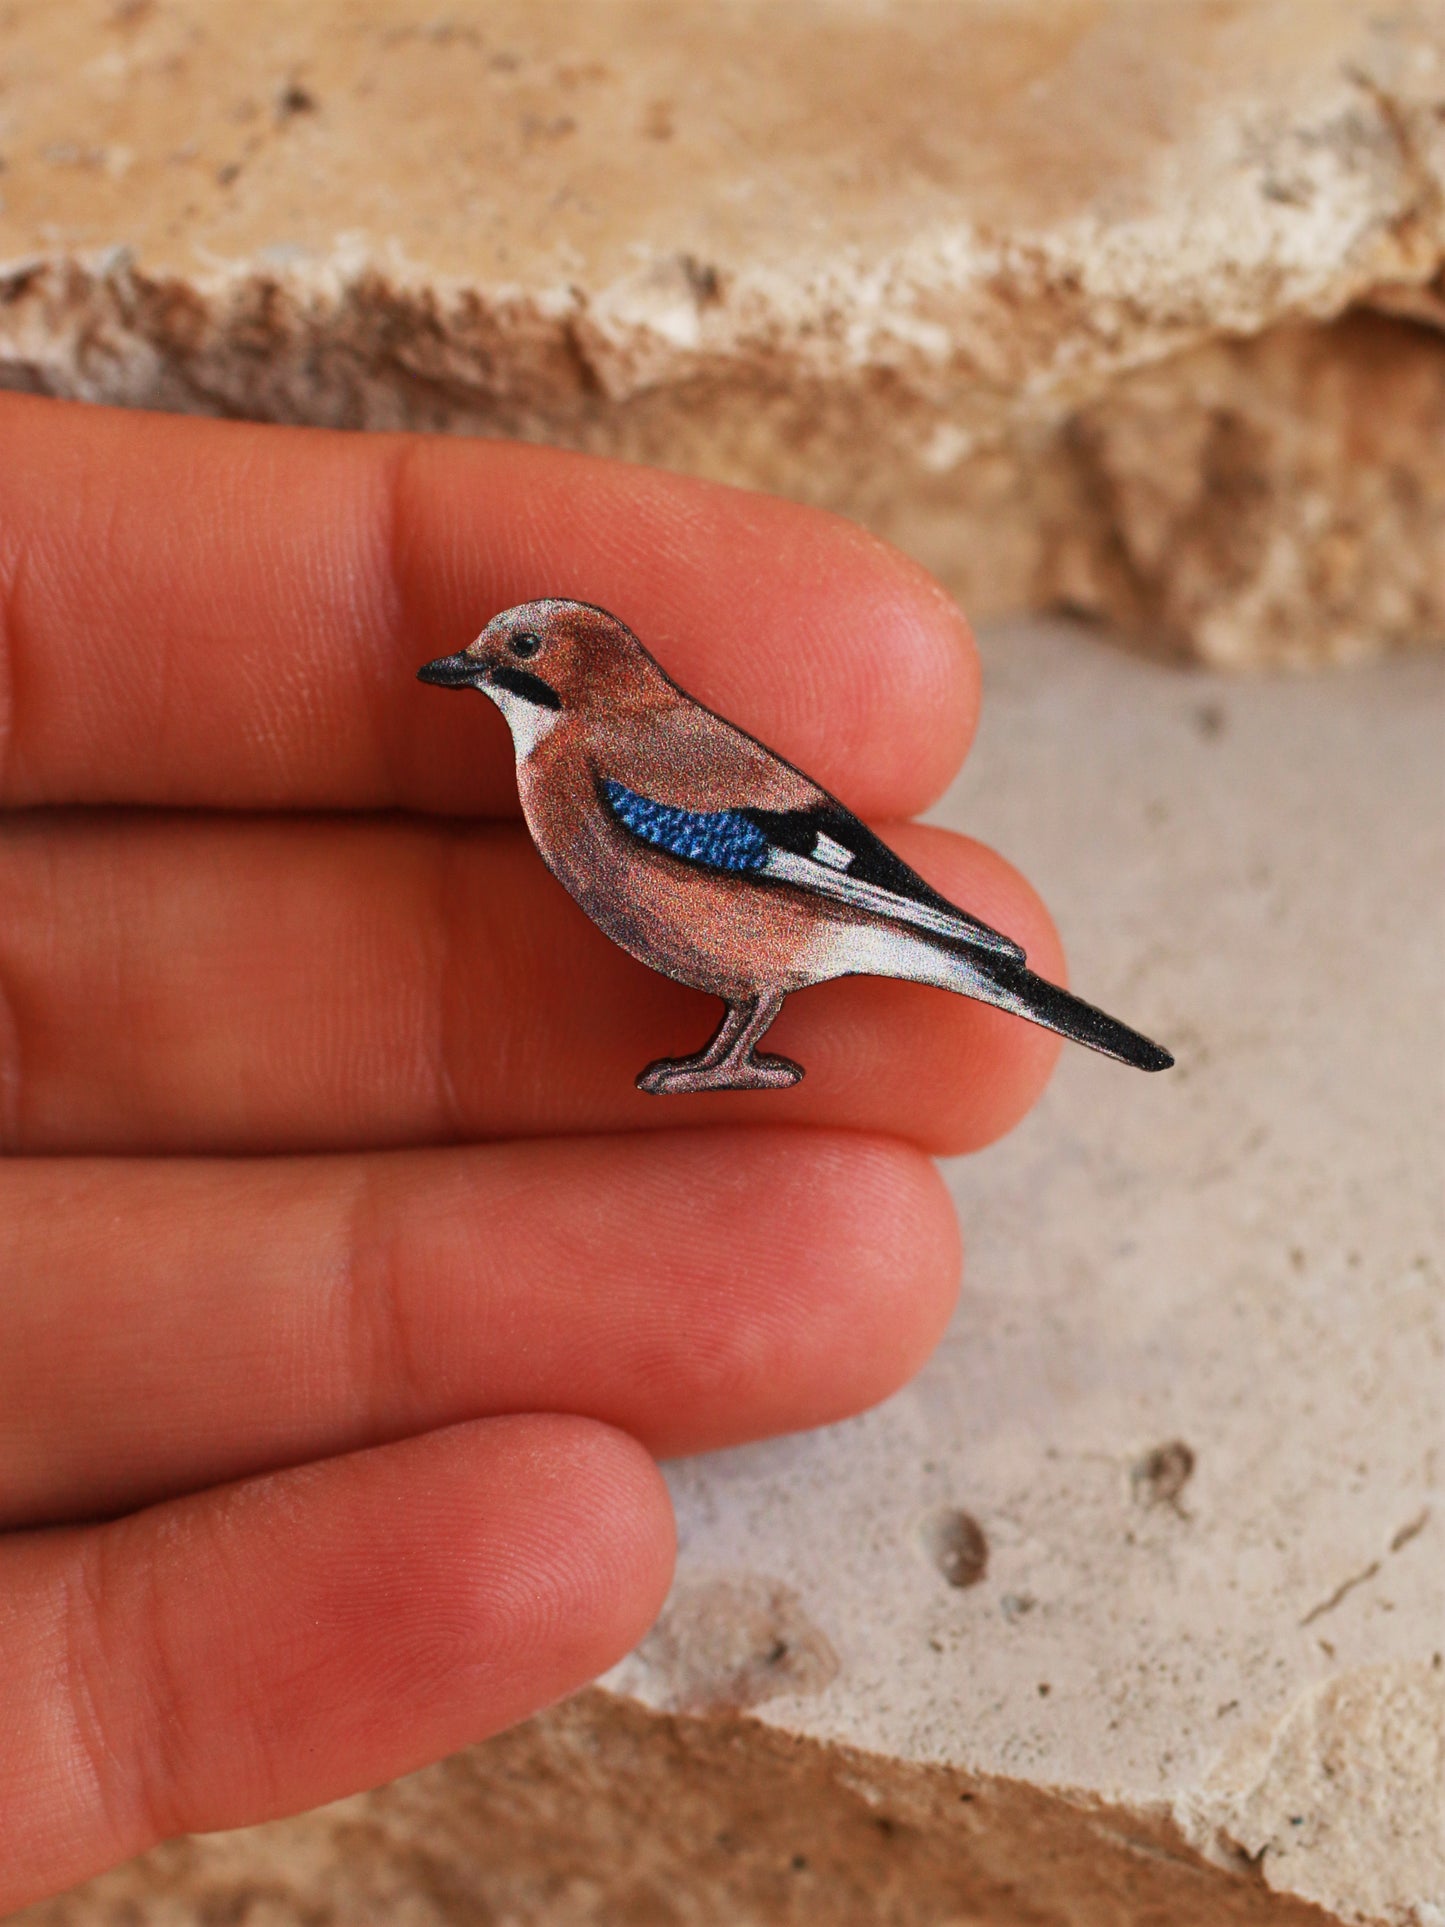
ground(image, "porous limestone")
xmin=0 ymin=0 xmax=1443 ymax=664
xmin=25 ymin=622 xmax=1445 ymax=1925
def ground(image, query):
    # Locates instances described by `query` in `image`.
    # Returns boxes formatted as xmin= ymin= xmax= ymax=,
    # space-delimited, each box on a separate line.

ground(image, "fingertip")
xmin=905 ymin=830 xmax=1068 ymax=1155
xmin=638 ymin=1130 xmax=962 ymax=1453
xmin=766 ymin=511 xmax=981 ymax=815
xmin=197 ymin=1418 xmax=679 ymax=1802
xmin=0 ymin=1413 xmax=678 ymax=1909
xmin=779 ymin=826 xmax=1068 ymax=1157
xmin=488 ymin=1414 xmax=677 ymax=1678
xmin=843 ymin=518 xmax=982 ymax=772
xmin=788 ymin=1131 xmax=964 ymax=1417
xmin=339 ymin=1415 xmax=676 ymax=1728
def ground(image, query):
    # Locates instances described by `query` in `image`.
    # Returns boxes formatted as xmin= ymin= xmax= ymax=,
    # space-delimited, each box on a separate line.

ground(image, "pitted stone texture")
xmin=0 ymin=0 xmax=1443 ymax=665
xmin=27 ymin=624 xmax=1444 ymax=1925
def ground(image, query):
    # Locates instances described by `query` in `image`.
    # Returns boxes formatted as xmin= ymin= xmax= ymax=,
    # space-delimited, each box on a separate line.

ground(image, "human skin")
xmin=0 ymin=394 xmax=1064 ymax=1907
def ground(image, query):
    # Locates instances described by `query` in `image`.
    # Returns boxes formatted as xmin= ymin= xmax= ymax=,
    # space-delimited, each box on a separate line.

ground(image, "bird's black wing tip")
xmin=1000 ymin=967 xmax=1174 ymax=1073
xmin=1104 ymin=1026 xmax=1173 ymax=1073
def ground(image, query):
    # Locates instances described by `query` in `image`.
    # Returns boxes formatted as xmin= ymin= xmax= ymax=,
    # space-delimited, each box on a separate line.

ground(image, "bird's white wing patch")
xmin=799 ymin=916 xmax=995 ymax=991
xmin=811 ymin=831 xmax=854 ymax=871
xmin=762 ymin=849 xmax=1023 ymax=960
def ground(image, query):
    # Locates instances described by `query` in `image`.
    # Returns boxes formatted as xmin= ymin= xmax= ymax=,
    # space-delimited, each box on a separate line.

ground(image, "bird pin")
xmin=419 ymin=600 xmax=1173 ymax=1094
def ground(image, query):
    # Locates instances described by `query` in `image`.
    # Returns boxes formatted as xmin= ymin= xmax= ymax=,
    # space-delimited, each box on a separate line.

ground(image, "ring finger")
xmin=0 ymin=1128 xmax=959 ymax=1529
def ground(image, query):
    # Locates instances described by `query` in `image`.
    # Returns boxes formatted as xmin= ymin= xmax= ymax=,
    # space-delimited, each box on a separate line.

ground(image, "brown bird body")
xmin=522 ymin=683 xmax=834 ymax=1009
xmin=419 ymin=599 xmax=1173 ymax=1094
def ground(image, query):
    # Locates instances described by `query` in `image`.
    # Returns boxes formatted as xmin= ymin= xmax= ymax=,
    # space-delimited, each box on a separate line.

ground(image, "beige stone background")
xmin=1 ymin=0 xmax=1443 ymax=664
xmin=3 ymin=3 xmax=1443 ymax=1925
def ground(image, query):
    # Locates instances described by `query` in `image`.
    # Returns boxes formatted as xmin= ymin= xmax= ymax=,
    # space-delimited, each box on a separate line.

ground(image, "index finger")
xmin=0 ymin=396 xmax=977 ymax=816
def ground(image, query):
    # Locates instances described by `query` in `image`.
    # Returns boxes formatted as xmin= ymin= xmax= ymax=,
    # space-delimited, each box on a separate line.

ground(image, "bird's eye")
xmin=510 ymin=631 xmax=543 ymax=659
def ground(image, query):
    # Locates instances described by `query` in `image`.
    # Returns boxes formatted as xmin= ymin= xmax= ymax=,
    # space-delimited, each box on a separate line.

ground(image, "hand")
xmin=0 ymin=394 xmax=1062 ymax=1906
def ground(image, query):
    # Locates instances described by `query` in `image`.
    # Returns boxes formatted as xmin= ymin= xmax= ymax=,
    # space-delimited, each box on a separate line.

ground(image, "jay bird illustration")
xmin=419 ymin=599 xmax=1173 ymax=1094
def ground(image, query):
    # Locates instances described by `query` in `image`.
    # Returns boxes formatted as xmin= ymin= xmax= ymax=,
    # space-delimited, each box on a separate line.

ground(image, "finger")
xmin=0 ymin=1416 xmax=673 ymax=1913
xmin=0 ymin=812 xmax=1064 ymax=1157
xmin=0 ymin=393 xmax=976 ymax=817
xmin=0 ymin=1130 xmax=959 ymax=1529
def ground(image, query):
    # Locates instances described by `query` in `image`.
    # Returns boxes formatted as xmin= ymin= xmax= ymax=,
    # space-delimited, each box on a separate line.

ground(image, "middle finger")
xmin=0 ymin=811 xmax=1063 ymax=1156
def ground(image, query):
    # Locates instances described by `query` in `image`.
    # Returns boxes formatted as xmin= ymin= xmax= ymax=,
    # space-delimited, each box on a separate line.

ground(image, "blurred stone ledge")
xmin=19 ymin=1668 xmax=1444 ymax=1927
xmin=1 ymin=0 xmax=1443 ymax=667
xmin=2 ymin=1688 xmax=1370 ymax=1927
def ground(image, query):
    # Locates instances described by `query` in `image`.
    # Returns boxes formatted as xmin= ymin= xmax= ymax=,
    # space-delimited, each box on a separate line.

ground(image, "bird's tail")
xmin=916 ymin=945 xmax=1173 ymax=1072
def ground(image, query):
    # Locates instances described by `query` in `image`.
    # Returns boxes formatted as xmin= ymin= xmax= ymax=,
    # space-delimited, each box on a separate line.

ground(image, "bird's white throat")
xmin=484 ymin=684 xmax=560 ymax=760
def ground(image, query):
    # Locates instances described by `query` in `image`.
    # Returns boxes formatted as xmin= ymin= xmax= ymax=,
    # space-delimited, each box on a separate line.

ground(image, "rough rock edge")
xmin=0 ymin=226 xmax=1439 ymax=445
xmin=22 ymin=1688 xmax=1349 ymax=1927
xmin=1182 ymin=1662 xmax=1445 ymax=1927
xmin=2 ymin=12 xmax=1444 ymax=666
xmin=3 ymin=0 xmax=1445 ymax=421
xmin=2 ymin=249 xmax=1441 ymax=670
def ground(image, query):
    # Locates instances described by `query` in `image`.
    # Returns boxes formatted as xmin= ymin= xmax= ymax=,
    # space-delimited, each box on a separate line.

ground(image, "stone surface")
xmin=27 ymin=621 xmax=1445 ymax=1926
xmin=1 ymin=0 xmax=1443 ymax=664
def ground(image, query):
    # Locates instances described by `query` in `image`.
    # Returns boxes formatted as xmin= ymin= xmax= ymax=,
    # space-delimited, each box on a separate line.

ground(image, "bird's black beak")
xmin=417 ymin=650 xmax=483 ymax=688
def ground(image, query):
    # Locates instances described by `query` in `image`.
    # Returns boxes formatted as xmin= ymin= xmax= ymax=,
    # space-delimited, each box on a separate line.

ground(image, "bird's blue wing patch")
xmin=600 ymin=779 xmax=1025 ymax=961
xmin=600 ymin=779 xmax=769 ymax=872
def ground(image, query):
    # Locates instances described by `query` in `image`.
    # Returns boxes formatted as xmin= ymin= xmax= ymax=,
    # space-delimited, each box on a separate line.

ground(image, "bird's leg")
xmin=636 ymin=991 xmax=803 ymax=1095
xmin=718 ymin=989 xmax=803 ymax=1086
xmin=635 ymin=1000 xmax=751 ymax=1094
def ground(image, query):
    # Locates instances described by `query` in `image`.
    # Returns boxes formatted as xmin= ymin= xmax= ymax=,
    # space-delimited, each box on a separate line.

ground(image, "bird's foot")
xmin=636 ymin=1050 xmax=805 ymax=1096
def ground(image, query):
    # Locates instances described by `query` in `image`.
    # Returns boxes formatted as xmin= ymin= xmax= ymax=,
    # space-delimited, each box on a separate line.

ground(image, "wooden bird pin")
xmin=419 ymin=599 xmax=1173 ymax=1093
